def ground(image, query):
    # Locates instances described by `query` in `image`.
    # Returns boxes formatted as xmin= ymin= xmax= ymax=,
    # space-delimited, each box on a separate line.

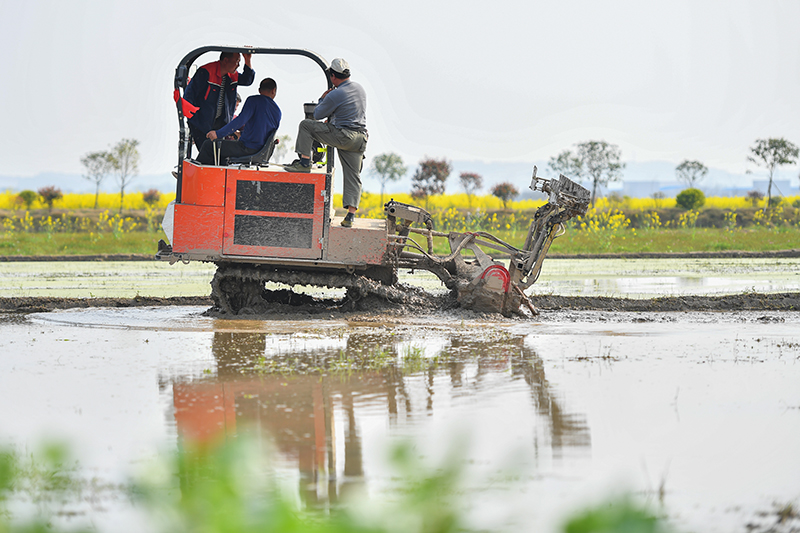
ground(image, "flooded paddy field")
xmin=1 ymin=305 xmax=799 ymax=532
xmin=0 ymin=258 xmax=799 ymax=532
xmin=535 ymin=256 xmax=800 ymax=297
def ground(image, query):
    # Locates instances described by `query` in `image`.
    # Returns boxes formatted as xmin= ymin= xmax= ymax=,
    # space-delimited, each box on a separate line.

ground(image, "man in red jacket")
xmin=184 ymin=52 xmax=255 ymax=152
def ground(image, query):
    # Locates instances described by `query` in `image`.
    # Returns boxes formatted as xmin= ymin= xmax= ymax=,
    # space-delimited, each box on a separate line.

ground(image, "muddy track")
xmin=2 ymin=292 xmax=799 ymax=314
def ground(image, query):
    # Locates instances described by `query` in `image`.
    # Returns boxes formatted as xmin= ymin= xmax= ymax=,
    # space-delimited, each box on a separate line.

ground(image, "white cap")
xmin=329 ymin=58 xmax=350 ymax=76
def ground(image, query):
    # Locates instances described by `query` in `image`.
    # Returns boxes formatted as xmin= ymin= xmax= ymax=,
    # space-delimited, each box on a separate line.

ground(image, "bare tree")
xmin=490 ymin=182 xmax=519 ymax=210
xmin=108 ymin=139 xmax=140 ymax=214
xmin=747 ymin=138 xmax=799 ymax=211
xmin=80 ymin=151 xmax=114 ymax=209
xmin=370 ymin=152 xmax=407 ymax=206
xmin=549 ymin=141 xmax=625 ymax=205
xmin=411 ymin=158 xmax=451 ymax=209
xmin=675 ymin=160 xmax=708 ymax=188
xmin=459 ymin=172 xmax=483 ymax=208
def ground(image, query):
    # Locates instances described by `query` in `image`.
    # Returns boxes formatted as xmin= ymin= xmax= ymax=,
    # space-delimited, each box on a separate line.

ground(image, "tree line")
xmin=371 ymin=137 xmax=799 ymax=211
xmin=33 ymin=135 xmax=797 ymax=215
xmin=80 ymin=139 xmax=141 ymax=213
xmin=12 ymin=139 xmax=143 ymax=214
xmin=370 ymin=154 xmax=519 ymax=210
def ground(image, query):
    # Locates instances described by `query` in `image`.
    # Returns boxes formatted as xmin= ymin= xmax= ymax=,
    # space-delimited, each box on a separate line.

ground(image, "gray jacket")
xmin=314 ymin=79 xmax=367 ymax=131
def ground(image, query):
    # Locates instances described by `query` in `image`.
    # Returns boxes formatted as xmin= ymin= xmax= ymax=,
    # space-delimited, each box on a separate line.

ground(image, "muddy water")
xmin=1 ymin=307 xmax=798 ymax=532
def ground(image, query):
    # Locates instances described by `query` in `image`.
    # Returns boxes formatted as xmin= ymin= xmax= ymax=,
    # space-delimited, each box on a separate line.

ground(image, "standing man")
xmin=184 ymin=52 xmax=255 ymax=151
xmin=284 ymin=58 xmax=367 ymax=228
xmin=196 ymin=78 xmax=281 ymax=165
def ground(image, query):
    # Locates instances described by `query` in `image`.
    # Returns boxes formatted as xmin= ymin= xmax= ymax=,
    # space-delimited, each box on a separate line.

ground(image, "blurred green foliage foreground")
xmin=0 ymin=439 xmax=670 ymax=533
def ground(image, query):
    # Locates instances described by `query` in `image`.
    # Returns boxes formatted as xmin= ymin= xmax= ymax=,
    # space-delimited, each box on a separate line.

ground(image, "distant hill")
xmin=0 ymin=172 xmax=175 ymax=195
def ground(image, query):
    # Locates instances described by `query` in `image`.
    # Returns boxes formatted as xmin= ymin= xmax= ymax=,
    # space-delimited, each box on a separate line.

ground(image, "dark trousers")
xmin=197 ymin=139 xmax=257 ymax=165
xmin=189 ymin=116 xmax=228 ymax=153
xmin=189 ymin=124 xmax=206 ymax=153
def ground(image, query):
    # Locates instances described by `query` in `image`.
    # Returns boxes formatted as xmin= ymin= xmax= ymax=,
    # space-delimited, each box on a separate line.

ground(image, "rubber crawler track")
xmin=210 ymin=263 xmax=445 ymax=315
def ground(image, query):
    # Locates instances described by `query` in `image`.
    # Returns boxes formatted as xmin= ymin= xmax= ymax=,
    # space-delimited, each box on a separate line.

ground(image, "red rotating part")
xmin=480 ymin=265 xmax=510 ymax=293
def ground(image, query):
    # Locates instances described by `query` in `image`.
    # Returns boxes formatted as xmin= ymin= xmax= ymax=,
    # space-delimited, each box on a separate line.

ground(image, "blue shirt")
xmin=216 ymin=94 xmax=282 ymax=150
xmin=314 ymin=79 xmax=367 ymax=131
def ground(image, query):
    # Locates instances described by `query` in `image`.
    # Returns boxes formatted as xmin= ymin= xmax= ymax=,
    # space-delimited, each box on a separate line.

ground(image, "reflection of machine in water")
xmin=171 ymin=329 xmax=590 ymax=506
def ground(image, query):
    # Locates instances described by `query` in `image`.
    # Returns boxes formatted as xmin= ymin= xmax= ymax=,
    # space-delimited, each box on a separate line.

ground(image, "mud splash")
xmin=206 ymin=284 xmax=458 ymax=318
xmin=208 ymin=264 xmax=456 ymax=317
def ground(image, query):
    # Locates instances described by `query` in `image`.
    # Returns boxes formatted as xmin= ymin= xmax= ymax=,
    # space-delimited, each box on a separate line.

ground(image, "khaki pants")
xmin=295 ymin=120 xmax=367 ymax=209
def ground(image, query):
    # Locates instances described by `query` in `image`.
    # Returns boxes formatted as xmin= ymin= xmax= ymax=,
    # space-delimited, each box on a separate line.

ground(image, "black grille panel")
xmin=233 ymin=215 xmax=313 ymax=249
xmin=235 ymin=181 xmax=315 ymax=214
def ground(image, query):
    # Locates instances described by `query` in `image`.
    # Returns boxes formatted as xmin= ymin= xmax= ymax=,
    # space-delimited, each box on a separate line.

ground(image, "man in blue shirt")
xmin=284 ymin=58 xmax=368 ymax=227
xmin=196 ymin=78 xmax=281 ymax=165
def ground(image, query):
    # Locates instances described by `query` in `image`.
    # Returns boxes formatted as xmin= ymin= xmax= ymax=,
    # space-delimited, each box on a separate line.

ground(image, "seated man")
xmin=196 ymin=78 xmax=281 ymax=165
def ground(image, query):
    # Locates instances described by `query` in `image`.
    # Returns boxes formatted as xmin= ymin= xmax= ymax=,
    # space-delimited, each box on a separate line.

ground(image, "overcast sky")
xmin=2 ymin=0 xmax=798 ymax=182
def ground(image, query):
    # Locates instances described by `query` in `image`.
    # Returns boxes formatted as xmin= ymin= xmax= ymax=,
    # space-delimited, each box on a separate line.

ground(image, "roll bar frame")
xmin=173 ymin=46 xmax=332 ymax=201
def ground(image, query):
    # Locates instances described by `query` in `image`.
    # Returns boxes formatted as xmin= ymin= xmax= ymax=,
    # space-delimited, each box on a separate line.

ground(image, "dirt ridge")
xmin=2 ymin=292 xmax=799 ymax=314
xmin=0 ymin=296 xmax=213 ymax=313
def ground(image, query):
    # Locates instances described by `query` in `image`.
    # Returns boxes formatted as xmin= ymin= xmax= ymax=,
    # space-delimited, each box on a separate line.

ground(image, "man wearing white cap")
xmin=285 ymin=58 xmax=368 ymax=228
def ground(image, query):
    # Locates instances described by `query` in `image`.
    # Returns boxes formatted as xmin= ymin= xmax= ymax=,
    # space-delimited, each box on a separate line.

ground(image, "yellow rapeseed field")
xmin=0 ymin=190 xmax=176 ymax=211
xmin=347 ymin=192 xmax=547 ymax=212
xmin=1 ymin=189 xmax=797 ymax=255
xmin=3 ymin=188 xmax=798 ymax=213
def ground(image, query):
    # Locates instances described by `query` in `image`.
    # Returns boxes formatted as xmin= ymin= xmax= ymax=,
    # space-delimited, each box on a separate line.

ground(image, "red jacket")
xmin=184 ymin=61 xmax=255 ymax=134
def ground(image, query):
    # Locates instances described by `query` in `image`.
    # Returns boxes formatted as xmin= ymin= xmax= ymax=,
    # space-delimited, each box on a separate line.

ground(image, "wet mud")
xmin=1 ymin=290 xmax=799 ymax=317
xmin=0 ymin=295 xmax=212 ymax=314
xmin=532 ymin=291 xmax=800 ymax=312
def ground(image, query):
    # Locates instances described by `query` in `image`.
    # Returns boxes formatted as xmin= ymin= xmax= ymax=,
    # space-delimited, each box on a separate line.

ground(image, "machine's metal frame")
xmin=159 ymin=47 xmax=591 ymax=316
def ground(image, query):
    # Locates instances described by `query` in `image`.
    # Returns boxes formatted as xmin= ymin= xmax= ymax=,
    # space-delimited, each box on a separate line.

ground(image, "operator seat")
xmin=226 ymin=130 xmax=277 ymax=166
